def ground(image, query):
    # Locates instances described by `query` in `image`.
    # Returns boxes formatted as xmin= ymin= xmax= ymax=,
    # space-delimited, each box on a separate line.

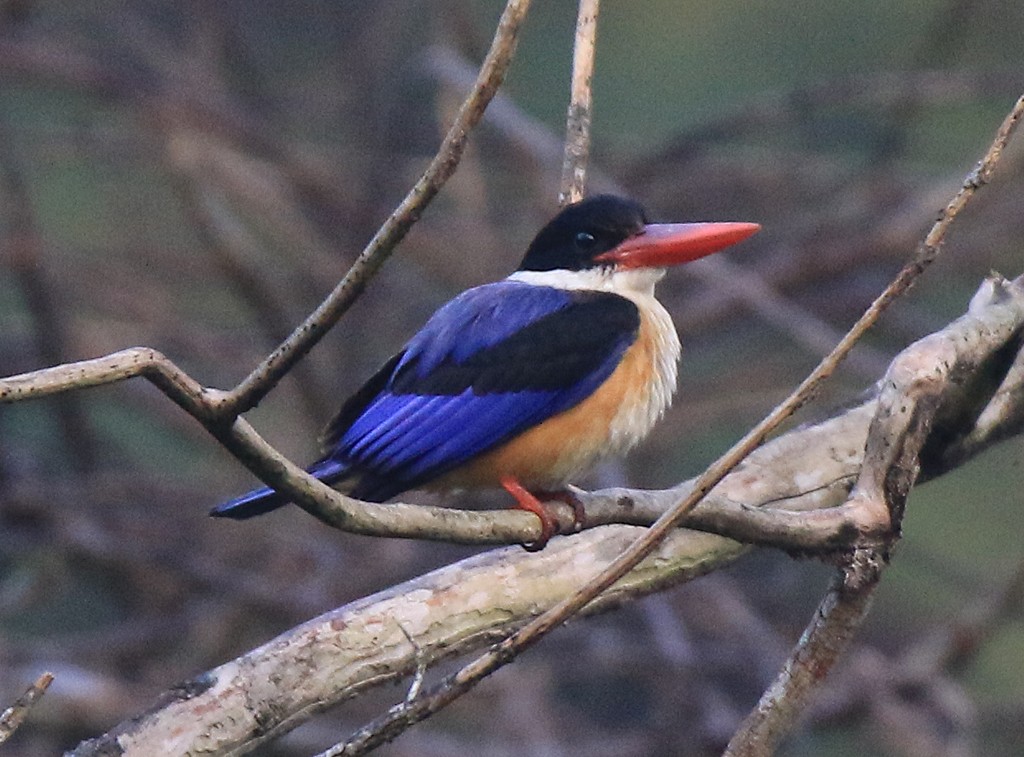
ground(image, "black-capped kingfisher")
xmin=212 ymin=195 xmax=759 ymax=547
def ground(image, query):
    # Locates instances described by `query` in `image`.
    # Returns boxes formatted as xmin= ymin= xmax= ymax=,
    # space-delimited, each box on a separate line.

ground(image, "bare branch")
xmin=0 ymin=348 xmax=214 ymax=419
xmin=559 ymin=0 xmax=599 ymax=206
xmin=0 ymin=672 xmax=54 ymax=745
xmin=68 ymin=525 xmax=739 ymax=756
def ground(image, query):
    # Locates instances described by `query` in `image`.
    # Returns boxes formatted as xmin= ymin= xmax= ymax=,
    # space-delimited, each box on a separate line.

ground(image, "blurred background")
xmin=1 ymin=1 xmax=1023 ymax=754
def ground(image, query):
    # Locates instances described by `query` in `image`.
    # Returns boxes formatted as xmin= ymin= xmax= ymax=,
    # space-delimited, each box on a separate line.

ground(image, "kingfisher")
xmin=212 ymin=195 xmax=759 ymax=547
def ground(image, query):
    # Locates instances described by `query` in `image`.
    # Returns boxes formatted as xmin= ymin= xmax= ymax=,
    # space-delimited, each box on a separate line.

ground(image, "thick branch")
xmin=724 ymin=575 xmax=879 ymax=757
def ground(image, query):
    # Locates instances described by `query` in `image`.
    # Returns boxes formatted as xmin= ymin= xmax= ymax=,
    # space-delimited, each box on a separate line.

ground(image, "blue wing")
xmin=328 ymin=280 xmax=640 ymax=501
xmin=212 ymin=280 xmax=641 ymax=518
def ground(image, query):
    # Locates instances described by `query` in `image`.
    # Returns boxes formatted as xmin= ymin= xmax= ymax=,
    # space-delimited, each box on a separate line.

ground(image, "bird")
xmin=212 ymin=194 xmax=759 ymax=548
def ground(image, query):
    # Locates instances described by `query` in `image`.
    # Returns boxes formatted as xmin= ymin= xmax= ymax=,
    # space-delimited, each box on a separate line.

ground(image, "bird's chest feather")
xmin=439 ymin=293 xmax=680 ymax=490
xmin=599 ymin=295 xmax=680 ymax=455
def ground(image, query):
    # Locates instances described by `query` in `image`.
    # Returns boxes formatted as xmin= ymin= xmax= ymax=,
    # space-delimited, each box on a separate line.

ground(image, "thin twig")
xmin=559 ymin=0 xmax=599 ymax=206
xmin=0 ymin=672 xmax=54 ymax=745
xmin=424 ymin=44 xmax=621 ymax=194
xmin=333 ymin=94 xmax=1024 ymax=756
xmin=220 ymin=0 xmax=533 ymax=417
xmin=0 ymin=348 xmax=214 ymax=418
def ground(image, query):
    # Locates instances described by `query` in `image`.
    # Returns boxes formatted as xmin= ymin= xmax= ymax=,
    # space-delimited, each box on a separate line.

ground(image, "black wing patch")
xmin=391 ymin=292 xmax=640 ymax=395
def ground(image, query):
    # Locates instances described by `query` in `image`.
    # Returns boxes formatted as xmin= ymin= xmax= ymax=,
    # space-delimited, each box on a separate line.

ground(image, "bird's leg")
xmin=500 ymin=475 xmax=558 ymax=551
xmin=532 ymin=488 xmax=587 ymax=531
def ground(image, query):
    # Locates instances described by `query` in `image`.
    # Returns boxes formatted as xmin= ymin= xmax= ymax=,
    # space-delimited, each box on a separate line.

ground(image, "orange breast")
xmin=434 ymin=311 xmax=662 ymax=492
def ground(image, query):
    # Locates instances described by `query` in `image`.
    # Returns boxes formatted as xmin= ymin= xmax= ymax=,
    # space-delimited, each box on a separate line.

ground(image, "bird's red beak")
xmin=595 ymin=222 xmax=760 ymax=269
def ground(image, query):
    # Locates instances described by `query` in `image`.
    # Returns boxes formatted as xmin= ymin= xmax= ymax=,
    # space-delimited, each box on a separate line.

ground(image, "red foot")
xmin=500 ymin=475 xmax=557 ymax=552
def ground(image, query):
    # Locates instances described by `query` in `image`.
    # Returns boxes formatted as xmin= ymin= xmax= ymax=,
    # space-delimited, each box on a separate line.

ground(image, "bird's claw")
xmin=500 ymin=476 xmax=588 ymax=551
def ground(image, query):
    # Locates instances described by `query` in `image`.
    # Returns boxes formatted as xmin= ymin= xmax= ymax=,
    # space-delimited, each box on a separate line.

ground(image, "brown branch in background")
xmin=0 ymin=119 xmax=100 ymax=474
xmin=627 ymin=68 xmax=1018 ymax=183
xmin=221 ymin=0 xmax=534 ymax=417
xmin=912 ymin=553 xmax=1024 ymax=674
xmin=631 ymin=72 xmax=1024 ymax=343
xmin=865 ymin=0 xmax=984 ymax=166
xmin=0 ymin=31 xmax=353 ymax=235
xmin=0 ymin=672 xmax=54 ymax=745
xmin=424 ymin=44 xmax=622 ymax=196
xmin=169 ymin=167 xmax=333 ymax=426
xmin=686 ymin=257 xmax=892 ymax=380
xmin=327 ymin=94 xmax=1024 ymax=755
xmin=559 ymin=0 xmax=599 ymax=206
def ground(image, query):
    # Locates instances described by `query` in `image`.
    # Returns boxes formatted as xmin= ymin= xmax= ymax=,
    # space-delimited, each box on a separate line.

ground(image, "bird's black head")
xmin=517 ymin=195 xmax=648 ymax=272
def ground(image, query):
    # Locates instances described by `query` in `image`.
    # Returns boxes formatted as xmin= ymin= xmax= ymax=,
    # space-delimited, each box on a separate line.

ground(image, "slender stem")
xmin=559 ymin=0 xmax=600 ymax=206
xmin=0 ymin=672 xmax=54 ymax=745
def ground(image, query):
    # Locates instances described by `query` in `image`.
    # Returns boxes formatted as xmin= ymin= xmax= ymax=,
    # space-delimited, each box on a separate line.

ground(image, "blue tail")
xmin=210 ymin=458 xmax=350 ymax=520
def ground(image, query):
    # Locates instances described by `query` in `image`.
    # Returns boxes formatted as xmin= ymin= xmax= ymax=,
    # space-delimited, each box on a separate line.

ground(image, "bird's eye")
xmin=574 ymin=231 xmax=597 ymax=250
